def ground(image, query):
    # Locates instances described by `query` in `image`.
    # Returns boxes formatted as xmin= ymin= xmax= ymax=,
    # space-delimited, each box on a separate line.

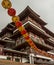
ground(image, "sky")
xmin=0 ymin=0 xmax=54 ymax=32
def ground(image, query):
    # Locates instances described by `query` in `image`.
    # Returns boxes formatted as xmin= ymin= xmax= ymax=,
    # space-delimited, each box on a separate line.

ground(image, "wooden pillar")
xmin=12 ymin=53 xmax=14 ymax=61
xmin=20 ymin=56 xmax=22 ymax=62
xmin=0 ymin=45 xmax=3 ymax=55
xmin=29 ymin=53 xmax=34 ymax=64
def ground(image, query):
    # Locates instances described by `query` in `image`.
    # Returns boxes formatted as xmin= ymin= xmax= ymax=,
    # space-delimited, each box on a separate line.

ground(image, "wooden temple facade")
xmin=0 ymin=6 xmax=54 ymax=65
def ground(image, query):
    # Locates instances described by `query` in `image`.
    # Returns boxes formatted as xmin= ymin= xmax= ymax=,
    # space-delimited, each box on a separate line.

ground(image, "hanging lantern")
xmin=15 ymin=21 xmax=22 ymax=28
xmin=12 ymin=16 xmax=20 ymax=22
xmin=7 ymin=8 xmax=16 ymax=16
xmin=18 ymin=26 xmax=25 ymax=32
xmin=23 ymin=33 xmax=29 ymax=38
xmin=26 ymin=38 xmax=32 ymax=43
xmin=24 ymin=35 xmax=30 ymax=40
xmin=1 ymin=0 xmax=12 ymax=9
xmin=29 ymin=39 xmax=33 ymax=44
xmin=21 ymin=29 xmax=27 ymax=35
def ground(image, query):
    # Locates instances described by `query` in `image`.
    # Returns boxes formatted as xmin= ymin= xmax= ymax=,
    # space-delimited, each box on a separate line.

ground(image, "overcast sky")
xmin=0 ymin=0 xmax=54 ymax=32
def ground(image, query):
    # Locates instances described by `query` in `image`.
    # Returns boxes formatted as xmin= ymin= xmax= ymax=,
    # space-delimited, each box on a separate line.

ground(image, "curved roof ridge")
xmin=18 ymin=6 xmax=47 ymax=26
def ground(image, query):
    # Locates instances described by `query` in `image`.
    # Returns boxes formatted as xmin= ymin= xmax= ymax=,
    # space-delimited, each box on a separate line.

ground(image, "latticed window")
xmin=39 ymin=38 xmax=45 ymax=44
xmin=16 ymin=36 xmax=26 ymax=46
xmin=2 ymin=33 xmax=12 ymax=39
xmin=29 ymin=32 xmax=40 ymax=43
xmin=15 ymin=58 xmax=20 ymax=62
xmin=35 ymin=36 xmax=40 ymax=43
xmin=7 ymin=57 xmax=11 ymax=60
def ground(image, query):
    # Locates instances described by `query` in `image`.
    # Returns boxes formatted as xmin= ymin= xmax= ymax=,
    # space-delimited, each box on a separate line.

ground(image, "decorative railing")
xmin=15 ymin=33 xmax=53 ymax=50
xmin=0 ymin=55 xmax=54 ymax=65
xmin=29 ymin=33 xmax=53 ymax=49
xmin=16 ymin=37 xmax=26 ymax=46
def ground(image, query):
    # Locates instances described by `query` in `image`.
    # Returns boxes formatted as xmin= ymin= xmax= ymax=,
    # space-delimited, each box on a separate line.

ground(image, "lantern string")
xmin=1 ymin=0 xmax=54 ymax=59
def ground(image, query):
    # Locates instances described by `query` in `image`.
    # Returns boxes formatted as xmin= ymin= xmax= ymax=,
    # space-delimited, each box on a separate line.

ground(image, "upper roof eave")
xmin=42 ymin=26 xmax=54 ymax=37
xmin=18 ymin=6 xmax=47 ymax=26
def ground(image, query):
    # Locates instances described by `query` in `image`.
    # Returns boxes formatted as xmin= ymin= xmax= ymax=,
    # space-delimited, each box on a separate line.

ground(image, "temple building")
xmin=0 ymin=6 xmax=54 ymax=65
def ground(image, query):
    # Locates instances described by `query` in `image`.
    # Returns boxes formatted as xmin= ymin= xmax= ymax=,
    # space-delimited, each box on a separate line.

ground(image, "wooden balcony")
xmin=3 ymin=48 xmax=28 ymax=56
xmin=29 ymin=33 xmax=53 ymax=51
xmin=0 ymin=38 xmax=15 ymax=44
xmin=10 ymin=21 xmax=49 ymax=40
xmin=0 ymin=58 xmax=54 ymax=65
xmin=31 ymin=37 xmax=53 ymax=51
xmin=24 ymin=21 xmax=49 ymax=39
xmin=47 ymin=38 xmax=54 ymax=44
xmin=13 ymin=34 xmax=53 ymax=51
xmin=45 ymin=39 xmax=54 ymax=47
xmin=13 ymin=38 xmax=28 ymax=50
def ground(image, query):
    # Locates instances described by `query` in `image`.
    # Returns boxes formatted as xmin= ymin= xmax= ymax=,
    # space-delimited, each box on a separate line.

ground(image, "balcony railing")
xmin=0 ymin=54 xmax=54 ymax=65
xmin=48 ymin=38 xmax=54 ymax=43
xmin=46 ymin=33 xmax=54 ymax=42
xmin=15 ymin=34 xmax=53 ymax=50
xmin=16 ymin=37 xmax=26 ymax=46
xmin=29 ymin=33 xmax=53 ymax=49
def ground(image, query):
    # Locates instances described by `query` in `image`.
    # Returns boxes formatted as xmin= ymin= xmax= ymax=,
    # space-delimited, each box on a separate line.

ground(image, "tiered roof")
xmin=0 ymin=6 xmax=54 ymax=60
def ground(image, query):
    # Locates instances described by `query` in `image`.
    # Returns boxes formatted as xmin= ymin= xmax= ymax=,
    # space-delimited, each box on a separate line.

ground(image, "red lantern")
xmin=29 ymin=39 xmax=33 ymax=43
xmin=21 ymin=29 xmax=27 ymax=35
xmin=15 ymin=21 xmax=22 ymax=28
xmin=7 ymin=8 xmax=16 ymax=16
xmin=25 ymin=35 xmax=30 ymax=40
